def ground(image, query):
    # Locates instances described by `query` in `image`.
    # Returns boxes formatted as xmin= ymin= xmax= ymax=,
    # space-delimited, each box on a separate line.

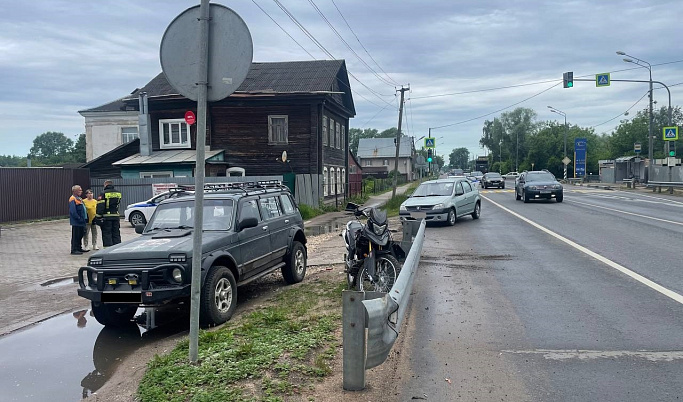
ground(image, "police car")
xmin=124 ymin=189 xmax=192 ymax=227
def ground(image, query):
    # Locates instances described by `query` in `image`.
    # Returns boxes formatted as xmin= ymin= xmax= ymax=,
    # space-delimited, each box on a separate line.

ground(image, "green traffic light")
xmin=427 ymin=157 xmax=433 ymax=163
xmin=567 ymin=82 xmax=573 ymax=87
xmin=670 ymin=151 xmax=676 ymax=157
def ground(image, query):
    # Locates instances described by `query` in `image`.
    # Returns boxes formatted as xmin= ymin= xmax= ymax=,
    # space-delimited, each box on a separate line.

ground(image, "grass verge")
xmin=383 ymin=181 xmax=421 ymax=217
xmin=137 ymin=277 xmax=346 ymax=402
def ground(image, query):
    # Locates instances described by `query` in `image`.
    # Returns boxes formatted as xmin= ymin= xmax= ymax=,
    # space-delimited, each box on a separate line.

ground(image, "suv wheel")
xmin=282 ymin=241 xmax=307 ymax=284
xmin=200 ymin=266 xmax=237 ymax=326
xmin=515 ymin=189 xmax=521 ymax=200
xmin=129 ymin=211 xmax=146 ymax=227
xmin=91 ymin=302 xmax=137 ymax=327
xmin=446 ymin=208 xmax=456 ymax=226
xmin=523 ymin=190 xmax=530 ymax=203
xmin=471 ymin=202 xmax=481 ymax=219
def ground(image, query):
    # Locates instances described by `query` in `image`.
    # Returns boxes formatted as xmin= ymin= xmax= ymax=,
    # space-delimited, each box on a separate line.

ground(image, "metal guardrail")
xmin=342 ymin=219 xmax=426 ymax=391
xmin=646 ymin=181 xmax=683 ymax=194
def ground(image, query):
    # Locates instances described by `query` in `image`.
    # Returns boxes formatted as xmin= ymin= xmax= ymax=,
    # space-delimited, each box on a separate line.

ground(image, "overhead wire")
xmin=251 ymin=0 xmax=316 ymax=59
xmin=307 ymin=0 xmax=396 ymax=87
xmin=330 ymin=0 xmax=400 ymax=86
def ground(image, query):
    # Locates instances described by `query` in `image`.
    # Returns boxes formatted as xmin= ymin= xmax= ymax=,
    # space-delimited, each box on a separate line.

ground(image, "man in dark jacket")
xmin=96 ymin=180 xmax=122 ymax=247
xmin=69 ymin=185 xmax=89 ymax=255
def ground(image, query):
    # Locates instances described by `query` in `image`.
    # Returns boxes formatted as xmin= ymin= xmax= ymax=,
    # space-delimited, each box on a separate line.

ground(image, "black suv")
xmin=515 ymin=171 xmax=563 ymax=203
xmin=481 ymin=172 xmax=505 ymax=189
xmin=77 ymin=181 xmax=307 ymax=327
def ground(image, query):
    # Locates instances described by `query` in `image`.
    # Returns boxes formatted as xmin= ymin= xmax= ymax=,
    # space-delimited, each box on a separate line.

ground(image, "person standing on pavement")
xmin=82 ymin=189 xmax=99 ymax=250
xmin=96 ymin=180 xmax=122 ymax=247
xmin=69 ymin=185 xmax=89 ymax=255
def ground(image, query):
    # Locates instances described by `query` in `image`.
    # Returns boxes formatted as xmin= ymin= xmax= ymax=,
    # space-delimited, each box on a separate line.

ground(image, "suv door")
xmin=259 ymin=194 xmax=289 ymax=263
xmin=236 ymin=197 xmax=272 ymax=278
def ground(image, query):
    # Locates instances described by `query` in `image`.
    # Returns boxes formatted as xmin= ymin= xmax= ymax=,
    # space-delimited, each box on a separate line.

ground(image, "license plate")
xmin=102 ymin=292 xmax=141 ymax=303
xmin=410 ymin=212 xmax=427 ymax=219
xmin=540 ymin=190 xmax=551 ymax=194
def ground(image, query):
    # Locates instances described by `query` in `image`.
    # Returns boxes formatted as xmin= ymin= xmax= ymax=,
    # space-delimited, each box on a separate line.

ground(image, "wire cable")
xmin=251 ymin=0 xmax=316 ymax=59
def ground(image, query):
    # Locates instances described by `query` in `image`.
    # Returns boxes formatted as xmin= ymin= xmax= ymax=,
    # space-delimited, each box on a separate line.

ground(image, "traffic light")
xmin=427 ymin=149 xmax=433 ymax=163
xmin=563 ymin=71 xmax=573 ymax=88
xmin=670 ymin=141 xmax=676 ymax=157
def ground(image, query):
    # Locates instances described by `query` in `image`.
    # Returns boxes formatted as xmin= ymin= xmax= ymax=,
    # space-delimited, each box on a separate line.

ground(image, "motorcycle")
xmin=342 ymin=202 xmax=405 ymax=292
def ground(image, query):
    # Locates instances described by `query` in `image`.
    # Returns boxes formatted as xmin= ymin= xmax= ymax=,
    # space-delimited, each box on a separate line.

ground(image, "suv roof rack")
xmin=177 ymin=180 xmax=289 ymax=196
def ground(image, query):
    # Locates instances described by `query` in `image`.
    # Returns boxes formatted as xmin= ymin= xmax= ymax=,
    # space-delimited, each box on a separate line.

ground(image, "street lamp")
xmin=548 ymin=105 xmax=568 ymax=179
xmin=617 ymin=51 xmax=654 ymax=182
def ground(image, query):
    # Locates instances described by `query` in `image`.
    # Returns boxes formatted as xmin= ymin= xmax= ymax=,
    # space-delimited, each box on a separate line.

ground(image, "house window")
xmin=364 ymin=160 xmax=372 ymax=167
xmin=322 ymin=116 xmax=328 ymax=146
xmin=323 ymin=167 xmax=328 ymax=196
xmin=268 ymin=115 xmax=288 ymax=144
xmin=341 ymin=168 xmax=346 ymax=194
xmin=329 ymin=118 xmax=335 ymax=148
xmin=341 ymin=125 xmax=345 ymax=151
xmin=350 ymin=165 xmax=356 ymax=174
xmin=159 ymin=119 xmax=190 ymax=149
xmin=330 ymin=167 xmax=336 ymax=194
xmin=121 ymin=127 xmax=139 ymax=144
xmin=140 ymin=171 xmax=174 ymax=178
xmin=383 ymin=159 xmax=389 ymax=166
xmin=335 ymin=122 xmax=341 ymax=149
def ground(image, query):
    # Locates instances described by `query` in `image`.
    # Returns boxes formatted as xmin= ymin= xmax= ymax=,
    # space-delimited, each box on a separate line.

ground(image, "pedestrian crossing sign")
xmin=425 ymin=137 xmax=436 ymax=148
xmin=596 ymin=73 xmax=610 ymax=87
xmin=663 ymin=126 xmax=678 ymax=141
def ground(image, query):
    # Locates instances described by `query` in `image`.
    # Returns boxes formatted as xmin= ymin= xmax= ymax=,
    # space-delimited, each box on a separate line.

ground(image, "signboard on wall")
xmin=574 ymin=138 xmax=587 ymax=177
xmin=152 ymin=183 xmax=178 ymax=196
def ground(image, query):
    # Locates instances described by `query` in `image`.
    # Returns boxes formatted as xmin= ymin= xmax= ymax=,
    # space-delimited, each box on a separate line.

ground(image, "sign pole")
xmin=189 ymin=0 xmax=210 ymax=363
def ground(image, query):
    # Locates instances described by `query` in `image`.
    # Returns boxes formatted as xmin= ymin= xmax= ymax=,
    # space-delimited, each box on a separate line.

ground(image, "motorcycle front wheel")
xmin=358 ymin=255 xmax=401 ymax=293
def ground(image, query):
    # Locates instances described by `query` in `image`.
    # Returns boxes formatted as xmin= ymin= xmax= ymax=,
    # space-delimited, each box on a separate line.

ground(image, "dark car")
xmin=481 ymin=172 xmax=505 ymax=189
xmin=77 ymin=181 xmax=307 ymax=327
xmin=515 ymin=171 xmax=563 ymax=203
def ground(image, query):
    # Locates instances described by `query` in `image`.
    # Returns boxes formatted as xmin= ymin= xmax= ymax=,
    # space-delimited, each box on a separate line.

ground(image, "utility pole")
xmin=392 ymin=85 xmax=409 ymax=198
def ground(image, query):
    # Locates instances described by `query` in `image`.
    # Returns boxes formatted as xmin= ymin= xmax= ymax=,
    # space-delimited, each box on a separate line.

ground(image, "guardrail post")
xmin=343 ymin=290 xmax=366 ymax=391
xmin=400 ymin=219 xmax=422 ymax=255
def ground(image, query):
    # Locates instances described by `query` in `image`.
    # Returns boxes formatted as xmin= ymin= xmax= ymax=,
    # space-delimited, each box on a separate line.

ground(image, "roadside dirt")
xmin=84 ymin=231 xmax=407 ymax=402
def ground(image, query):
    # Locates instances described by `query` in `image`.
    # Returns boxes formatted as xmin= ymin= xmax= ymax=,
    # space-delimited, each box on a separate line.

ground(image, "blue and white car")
xmin=124 ymin=190 xmax=192 ymax=227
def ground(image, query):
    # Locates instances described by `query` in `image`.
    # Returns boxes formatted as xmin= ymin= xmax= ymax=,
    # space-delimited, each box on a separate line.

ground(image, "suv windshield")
xmin=526 ymin=172 xmax=556 ymax=182
xmin=485 ymin=173 xmax=502 ymax=178
xmin=412 ymin=181 xmax=455 ymax=197
xmin=146 ymin=199 xmax=235 ymax=231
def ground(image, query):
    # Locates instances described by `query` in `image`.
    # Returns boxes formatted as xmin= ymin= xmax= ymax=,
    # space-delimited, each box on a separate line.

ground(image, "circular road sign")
xmin=160 ymin=4 xmax=253 ymax=102
xmin=185 ymin=111 xmax=196 ymax=125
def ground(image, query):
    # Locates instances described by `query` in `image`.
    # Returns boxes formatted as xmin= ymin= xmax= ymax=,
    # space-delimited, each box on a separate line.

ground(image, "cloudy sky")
xmin=1 ymin=0 xmax=682 ymax=160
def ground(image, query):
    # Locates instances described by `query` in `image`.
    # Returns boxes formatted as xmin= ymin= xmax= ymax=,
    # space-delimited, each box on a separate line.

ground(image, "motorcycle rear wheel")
xmin=357 ymin=255 xmax=401 ymax=293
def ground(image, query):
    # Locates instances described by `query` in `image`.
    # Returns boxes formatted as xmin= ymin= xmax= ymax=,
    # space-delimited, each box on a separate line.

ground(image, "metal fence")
xmin=0 ymin=168 xmax=90 ymax=223
xmin=342 ymin=219 xmax=426 ymax=390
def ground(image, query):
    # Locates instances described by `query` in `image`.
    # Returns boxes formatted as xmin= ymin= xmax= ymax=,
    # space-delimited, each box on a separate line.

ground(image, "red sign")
xmin=184 ymin=111 xmax=196 ymax=125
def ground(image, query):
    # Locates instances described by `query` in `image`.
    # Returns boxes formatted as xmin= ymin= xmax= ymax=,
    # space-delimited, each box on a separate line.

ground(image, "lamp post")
xmin=617 ymin=51 xmax=654 ymax=182
xmin=548 ymin=106 xmax=568 ymax=179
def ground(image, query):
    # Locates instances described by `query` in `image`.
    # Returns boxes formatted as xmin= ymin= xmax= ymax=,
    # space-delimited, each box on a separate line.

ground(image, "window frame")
xmin=330 ymin=167 xmax=336 ymax=195
xmin=323 ymin=167 xmax=328 ymax=196
xmin=159 ymin=119 xmax=191 ymax=149
xmin=258 ymin=196 xmax=283 ymax=221
xmin=268 ymin=115 xmax=289 ymax=145
xmin=322 ymin=116 xmax=328 ymax=146
xmin=335 ymin=122 xmax=341 ymax=149
xmin=341 ymin=124 xmax=346 ymax=151
xmin=121 ymin=126 xmax=139 ymax=144
xmin=140 ymin=171 xmax=174 ymax=178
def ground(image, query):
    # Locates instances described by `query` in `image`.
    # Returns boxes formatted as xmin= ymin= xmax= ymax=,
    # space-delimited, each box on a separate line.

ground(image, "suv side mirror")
xmin=135 ymin=224 xmax=145 ymax=234
xmin=455 ymin=189 xmax=464 ymax=196
xmin=238 ymin=216 xmax=259 ymax=231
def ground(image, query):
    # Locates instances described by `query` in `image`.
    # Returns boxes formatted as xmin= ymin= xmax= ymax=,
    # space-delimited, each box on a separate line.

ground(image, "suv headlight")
xmin=169 ymin=254 xmax=186 ymax=263
xmin=433 ymin=203 xmax=444 ymax=210
xmin=89 ymin=257 xmax=103 ymax=266
xmin=528 ymin=186 xmax=537 ymax=190
xmin=400 ymin=204 xmax=407 ymax=211
xmin=171 ymin=268 xmax=183 ymax=283
xmin=88 ymin=271 xmax=98 ymax=286
xmin=553 ymin=184 xmax=562 ymax=189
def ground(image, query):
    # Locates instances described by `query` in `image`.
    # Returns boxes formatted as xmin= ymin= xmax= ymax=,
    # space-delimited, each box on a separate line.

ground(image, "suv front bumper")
xmin=399 ymin=208 xmax=449 ymax=222
xmin=77 ymin=263 xmax=190 ymax=305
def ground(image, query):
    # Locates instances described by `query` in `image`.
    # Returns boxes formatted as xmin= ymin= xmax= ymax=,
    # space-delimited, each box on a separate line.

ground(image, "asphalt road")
xmin=396 ymin=187 xmax=683 ymax=401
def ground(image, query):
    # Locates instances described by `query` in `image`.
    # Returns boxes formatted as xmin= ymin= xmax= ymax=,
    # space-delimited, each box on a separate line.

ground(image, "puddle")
xmin=41 ymin=276 xmax=78 ymax=288
xmin=0 ymin=304 xmax=188 ymax=400
xmin=305 ymin=221 xmax=345 ymax=237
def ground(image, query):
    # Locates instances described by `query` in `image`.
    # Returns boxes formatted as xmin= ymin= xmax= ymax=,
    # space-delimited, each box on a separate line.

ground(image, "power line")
xmin=430 ymin=82 xmax=562 ymax=130
xmin=330 ymin=0 xmax=399 ymax=86
xmin=271 ymin=0 xmax=396 ymax=106
xmin=251 ymin=0 xmax=316 ymax=59
xmin=307 ymin=0 xmax=396 ymax=88
xmin=591 ymin=90 xmax=649 ymax=129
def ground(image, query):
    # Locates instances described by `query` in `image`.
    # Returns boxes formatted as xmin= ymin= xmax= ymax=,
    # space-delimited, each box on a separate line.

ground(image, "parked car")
xmin=124 ymin=189 xmax=192 ymax=227
xmin=503 ymin=171 xmax=520 ymax=180
xmin=399 ymin=178 xmax=481 ymax=226
xmin=481 ymin=172 xmax=505 ymax=189
xmin=78 ymin=181 xmax=307 ymax=327
xmin=471 ymin=171 xmax=484 ymax=179
xmin=515 ymin=171 xmax=564 ymax=203
xmin=466 ymin=175 xmax=480 ymax=186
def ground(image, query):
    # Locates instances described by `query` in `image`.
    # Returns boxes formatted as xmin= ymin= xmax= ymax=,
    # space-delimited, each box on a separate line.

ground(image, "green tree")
xmin=0 ymin=155 xmax=26 ymax=167
xmin=71 ymin=133 xmax=86 ymax=163
xmin=348 ymin=128 xmax=378 ymax=156
xmin=448 ymin=147 xmax=469 ymax=169
xmin=30 ymin=131 xmax=73 ymax=160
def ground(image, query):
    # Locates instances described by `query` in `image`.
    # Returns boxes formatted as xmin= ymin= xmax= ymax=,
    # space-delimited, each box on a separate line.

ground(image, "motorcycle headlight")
xmin=172 ymin=268 xmax=183 ymax=283
xmin=372 ymin=223 xmax=387 ymax=236
xmin=432 ymin=203 xmax=444 ymax=210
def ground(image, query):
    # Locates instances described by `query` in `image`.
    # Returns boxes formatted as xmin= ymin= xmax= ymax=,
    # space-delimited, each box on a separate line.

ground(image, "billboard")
xmin=574 ymin=138 xmax=587 ymax=177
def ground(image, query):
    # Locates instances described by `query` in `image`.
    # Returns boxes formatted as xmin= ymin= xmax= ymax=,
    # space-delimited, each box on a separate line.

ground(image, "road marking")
xmin=501 ymin=349 xmax=683 ymax=362
xmin=611 ymin=190 xmax=683 ymax=206
xmin=482 ymin=196 xmax=683 ymax=305
xmin=566 ymin=200 xmax=683 ymax=226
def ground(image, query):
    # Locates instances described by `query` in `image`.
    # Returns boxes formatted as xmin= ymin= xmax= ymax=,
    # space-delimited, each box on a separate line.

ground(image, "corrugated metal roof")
xmin=113 ymin=149 xmax=224 ymax=166
xmin=615 ymin=156 xmax=638 ymax=162
xmin=357 ymin=137 xmax=413 ymax=158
